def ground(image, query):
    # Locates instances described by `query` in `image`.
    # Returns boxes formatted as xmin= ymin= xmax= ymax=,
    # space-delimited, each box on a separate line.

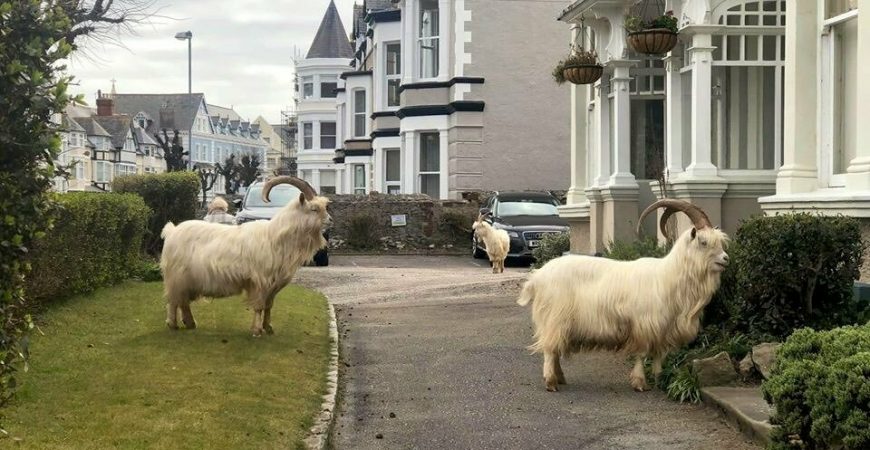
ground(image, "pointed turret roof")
xmin=306 ymin=0 xmax=353 ymax=59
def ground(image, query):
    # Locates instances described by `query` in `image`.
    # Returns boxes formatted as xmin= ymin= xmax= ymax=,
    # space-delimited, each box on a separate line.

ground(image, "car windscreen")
xmin=244 ymin=185 xmax=303 ymax=207
xmin=497 ymin=200 xmax=559 ymax=216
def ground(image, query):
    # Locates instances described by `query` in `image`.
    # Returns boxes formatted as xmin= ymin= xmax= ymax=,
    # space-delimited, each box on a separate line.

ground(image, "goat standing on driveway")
xmin=472 ymin=213 xmax=510 ymax=274
xmin=518 ymin=200 xmax=729 ymax=392
xmin=160 ymin=176 xmax=331 ymax=336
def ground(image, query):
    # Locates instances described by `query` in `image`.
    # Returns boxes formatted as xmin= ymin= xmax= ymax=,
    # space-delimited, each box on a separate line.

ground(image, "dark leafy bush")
xmin=346 ymin=214 xmax=379 ymax=250
xmin=133 ymin=260 xmax=163 ymax=282
xmin=438 ymin=210 xmax=474 ymax=245
xmin=718 ymin=214 xmax=865 ymax=340
xmin=113 ymin=172 xmax=200 ymax=255
xmin=763 ymin=324 xmax=870 ymax=450
xmin=603 ymin=236 xmax=671 ymax=261
xmin=532 ymin=233 xmax=570 ymax=269
xmin=25 ymin=193 xmax=150 ymax=306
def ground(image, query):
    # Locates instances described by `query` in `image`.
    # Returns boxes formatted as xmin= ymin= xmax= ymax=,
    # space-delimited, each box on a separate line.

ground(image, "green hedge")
xmin=763 ymin=324 xmax=870 ymax=450
xmin=532 ymin=232 xmax=570 ymax=269
xmin=604 ymin=236 xmax=670 ymax=261
xmin=25 ymin=192 xmax=150 ymax=306
xmin=712 ymin=213 xmax=865 ymax=340
xmin=113 ymin=172 xmax=200 ymax=255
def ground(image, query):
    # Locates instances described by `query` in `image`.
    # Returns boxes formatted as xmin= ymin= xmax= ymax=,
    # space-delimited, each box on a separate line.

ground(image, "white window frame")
xmin=302 ymin=122 xmax=313 ymax=150
xmin=94 ymin=160 xmax=113 ymax=183
xmin=384 ymin=42 xmax=402 ymax=108
xmin=417 ymin=131 xmax=440 ymax=198
xmin=74 ymin=157 xmax=85 ymax=180
xmin=353 ymin=89 xmax=367 ymax=138
xmin=353 ymin=164 xmax=367 ymax=195
xmin=320 ymin=121 xmax=337 ymax=149
xmin=820 ymin=5 xmax=859 ymax=188
xmin=384 ymin=147 xmax=401 ymax=194
xmin=302 ymin=76 xmax=314 ymax=99
xmin=417 ymin=0 xmax=440 ymax=80
xmin=320 ymin=75 xmax=338 ymax=99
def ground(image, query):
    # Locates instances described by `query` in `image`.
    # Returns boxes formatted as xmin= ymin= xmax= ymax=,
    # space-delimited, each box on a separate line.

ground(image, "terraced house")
xmin=296 ymin=0 xmax=571 ymax=198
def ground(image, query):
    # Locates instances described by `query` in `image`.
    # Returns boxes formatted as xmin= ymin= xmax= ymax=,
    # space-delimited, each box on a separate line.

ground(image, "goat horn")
xmin=637 ymin=199 xmax=712 ymax=240
xmin=262 ymin=176 xmax=317 ymax=203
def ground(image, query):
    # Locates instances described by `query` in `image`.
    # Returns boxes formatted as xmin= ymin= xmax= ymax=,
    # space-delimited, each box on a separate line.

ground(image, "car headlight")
xmin=507 ymin=231 xmax=519 ymax=238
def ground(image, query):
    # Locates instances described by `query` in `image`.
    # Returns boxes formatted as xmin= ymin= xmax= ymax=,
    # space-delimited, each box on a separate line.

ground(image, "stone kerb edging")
xmin=304 ymin=300 xmax=339 ymax=450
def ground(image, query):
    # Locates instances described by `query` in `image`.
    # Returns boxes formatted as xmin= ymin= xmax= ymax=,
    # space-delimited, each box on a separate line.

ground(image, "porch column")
xmin=566 ymin=23 xmax=589 ymax=205
xmin=777 ymin=1 xmax=819 ymax=193
xmin=439 ymin=129 xmax=449 ymax=199
xmin=402 ymin=132 xmax=416 ymax=194
xmin=684 ymin=32 xmax=718 ymax=179
xmin=336 ymin=168 xmax=344 ymax=194
xmin=594 ymin=75 xmax=612 ymax=187
xmin=437 ymin=0 xmax=451 ymax=80
xmin=847 ymin=7 xmax=870 ymax=190
xmin=311 ymin=168 xmax=321 ymax=192
xmin=608 ymin=60 xmax=636 ymax=187
xmin=364 ymin=162 xmax=372 ymax=194
xmin=664 ymin=52 xmax=684 ymax=178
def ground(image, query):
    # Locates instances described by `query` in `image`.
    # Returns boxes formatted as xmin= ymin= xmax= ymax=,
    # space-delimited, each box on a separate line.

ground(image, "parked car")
xmin=472 ymin=191 xmax=569 ymax=261
xmin=233 ymin=181 xmax=329 ymax=266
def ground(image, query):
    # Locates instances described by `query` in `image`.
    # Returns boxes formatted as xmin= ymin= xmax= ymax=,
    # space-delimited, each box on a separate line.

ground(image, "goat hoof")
xmin=545 ymin=379 xmax=559 ymax=392
xmin=183 ymin=321 xmax=196 ymax=330
xmin=264 ymin=325 xmax=274 ymax=335
xmin=631 ymin=381 xmax=650 ymax=392
xmin=166 ymin=322 xmax=179 ymax=330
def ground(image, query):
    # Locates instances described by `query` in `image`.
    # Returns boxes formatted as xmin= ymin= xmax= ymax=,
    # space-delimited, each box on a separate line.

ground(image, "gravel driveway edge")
xmin=304 ymin=298 xmax=340 ymax=450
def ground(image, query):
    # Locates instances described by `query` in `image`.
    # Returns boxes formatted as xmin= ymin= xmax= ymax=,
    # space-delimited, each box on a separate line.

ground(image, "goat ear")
xmin=691 ymin=228 xmax=697 ymax=240
xmin=298 ymin=192 xmax=307 ymax=206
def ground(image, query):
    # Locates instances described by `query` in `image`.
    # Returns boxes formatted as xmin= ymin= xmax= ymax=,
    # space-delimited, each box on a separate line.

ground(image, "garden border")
xmin=303 ymin=299 xmax=339 ymax=450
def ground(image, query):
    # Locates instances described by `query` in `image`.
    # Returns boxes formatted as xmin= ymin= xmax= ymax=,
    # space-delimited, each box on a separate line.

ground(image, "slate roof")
xmin=207 ymin=104 xmax=242 ymax=121
xmin=112 ymin=93 xmax=205 ymax=132
xmin=306 ymin=0 xmax=353 ymax=59
xmin=365 ymin=0 xmax=397 ymax=12
xmin=62 ymin=115 xmax=86 ymax=133
xmin=74 ymin=117 xmax=112 ymax=137
xmin=93 ymin=115 xmax=133 ymax=149
xmin=134 ymin=126 xmax=159 ymax=146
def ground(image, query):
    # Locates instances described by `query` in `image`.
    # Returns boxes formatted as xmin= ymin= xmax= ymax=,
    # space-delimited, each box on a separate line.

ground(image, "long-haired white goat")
xmin=472 ymin=213 xmax=510 ymax=274
xmin=517 ymin=200 xmax=729 ymax=392
xmin=160 ymin=177 xmax=331 ymax=336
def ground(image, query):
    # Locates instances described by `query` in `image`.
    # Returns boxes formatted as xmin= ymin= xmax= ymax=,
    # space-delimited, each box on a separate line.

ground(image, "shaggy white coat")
xmin=160 ymin=194 xmax=330 ymax=336
xmin=517 ymin=226 xmax=728 ymax=391
xmin=472 ymin=219 xmax=510 ymax=274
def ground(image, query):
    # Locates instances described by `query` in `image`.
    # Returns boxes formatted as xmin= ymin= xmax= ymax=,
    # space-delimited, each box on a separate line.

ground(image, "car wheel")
xmin=472 ymin=235 xmax=486 ymax=259
xmin=313 ymin=250 xmax=329 ymax=267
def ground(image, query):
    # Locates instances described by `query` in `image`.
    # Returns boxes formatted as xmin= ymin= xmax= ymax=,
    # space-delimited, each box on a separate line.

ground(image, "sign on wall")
xmin=391 ymin=214 xmax=407 ymax=227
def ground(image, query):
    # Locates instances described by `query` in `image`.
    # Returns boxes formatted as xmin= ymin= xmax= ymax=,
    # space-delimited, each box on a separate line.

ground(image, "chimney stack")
xmin=96 ymin=90 xmax=114 ymax=116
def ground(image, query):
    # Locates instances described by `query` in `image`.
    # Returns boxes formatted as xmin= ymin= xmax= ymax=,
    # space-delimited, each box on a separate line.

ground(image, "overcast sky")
xmin=66 ymin=0 xmax=358 ymax=124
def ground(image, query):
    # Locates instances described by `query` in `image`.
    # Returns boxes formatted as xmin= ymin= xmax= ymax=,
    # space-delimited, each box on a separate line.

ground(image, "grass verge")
xmin=2 ymin=281 xmax=330 ymax=449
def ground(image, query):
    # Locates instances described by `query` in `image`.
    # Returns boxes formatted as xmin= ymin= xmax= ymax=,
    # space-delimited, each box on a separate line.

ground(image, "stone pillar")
xmin=608 ymin=61 xmax=636 ymax=186
xmin=402 ymin=132 xmax=416 ymax=194
xmin=684 ymin=31 xmax=718 ymax=179
xmin=847 ymin=8 xmax=870 ymax=190
xmin=311 ymin=168 xmax=321 ymax=192
xmin=777 ymin=1 xmax=819 ymax=193
xmin=594 ymin=75 xmax=612 ymax=187
xmin=664 ymin=52 xmax=684 ymax=177
xmin=439 ymin=129 xmax=449 ymax=199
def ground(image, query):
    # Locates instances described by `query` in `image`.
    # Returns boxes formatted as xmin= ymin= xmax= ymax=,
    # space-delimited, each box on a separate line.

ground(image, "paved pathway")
xmin=295 ymin=255 xmax=757 ymax=450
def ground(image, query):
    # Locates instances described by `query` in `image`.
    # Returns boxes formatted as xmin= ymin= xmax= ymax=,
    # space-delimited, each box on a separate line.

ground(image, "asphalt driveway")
xmin=295 ymin=255 xmax=757 ymax=450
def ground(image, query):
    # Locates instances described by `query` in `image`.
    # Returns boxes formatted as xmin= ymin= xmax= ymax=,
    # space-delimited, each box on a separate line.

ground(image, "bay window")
xmin=320 ymin=76 xmax=338 ymax=99
xmin=418 ymin=0 xmax=439 ymax=79
xmin=94 ymin=160 xmax=113 ymax=183
xmin=302 ymin=76 xmax=314 ymax=99
xmin=320 ymin=170 xmax=336 ymax=194
xmin=385 ymin=43 xmax=401 ymax=107
xmin=418 ymin=132 xmax=440 ymax=198
xmin=353 ymin=90 xmax=367 ymax=137
xmin=823 ymin=1 xmax=859 ymax=186
xmin=320 ymin=121 xmax=336 ymax=149
xmin=384 ymin=148 xmax=401 ymax=194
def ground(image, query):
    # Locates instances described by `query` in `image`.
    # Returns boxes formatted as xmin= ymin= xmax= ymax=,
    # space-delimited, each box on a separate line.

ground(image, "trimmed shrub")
xmin=113 ymin=172 xmax=200 ymax=255
xmin=603 ymin=236 xmax=670 ymax=261
xmin=346 ymin=214 xmax=379 ymax=249
xmin=717 ymin=214 xmax=866 ymax=340
xmin=763 ymin=324 xmax=870 ymax=450
xmin=438 ymin=210 xmax=474 ymax=245
xmin=532 ymin=233 xmax=570 ymax=269
xmin=25 ymin=192 xmax=150 ymax=306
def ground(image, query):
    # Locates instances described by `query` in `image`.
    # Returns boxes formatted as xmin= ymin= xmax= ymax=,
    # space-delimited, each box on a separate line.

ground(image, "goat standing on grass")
xmin=472 ymin=213 xmax=510 ymax=274
xmin=160 ymin=177 xmax=331 ymax=336
xmin=517 ymin=200 xmax=729 ymax=392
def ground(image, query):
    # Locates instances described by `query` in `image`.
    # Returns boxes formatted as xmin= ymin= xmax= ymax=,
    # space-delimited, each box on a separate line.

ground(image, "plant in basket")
xmin=552 ymin=48 xmax=603 ymax=86
xmin=625 ymin=10 xmax=679 ymax=54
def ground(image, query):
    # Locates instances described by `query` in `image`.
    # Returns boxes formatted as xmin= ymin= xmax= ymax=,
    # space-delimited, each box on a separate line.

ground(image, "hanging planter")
xmin=625 ymin=9 xmax=679 ymax=55
xmin=553 ymin=49 xmax=603 ymax=85
xmin=553 ymin=18 xmax=601 ymax=86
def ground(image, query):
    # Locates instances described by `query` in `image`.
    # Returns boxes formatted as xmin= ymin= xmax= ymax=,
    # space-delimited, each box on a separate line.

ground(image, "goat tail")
xmin=517 ymin=278 xmax=535 ymax=306
xmin=160 ymin=222 xmax=176 ymax=240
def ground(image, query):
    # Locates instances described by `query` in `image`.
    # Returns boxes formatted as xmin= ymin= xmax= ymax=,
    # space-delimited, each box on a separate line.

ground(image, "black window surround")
xmin=395 ymin=101 xmax=485 ymax=119
xmin=339 ymin=70 xmax=373 ymax=80
xmin=397 ymin=76 xmax=485 ymax=94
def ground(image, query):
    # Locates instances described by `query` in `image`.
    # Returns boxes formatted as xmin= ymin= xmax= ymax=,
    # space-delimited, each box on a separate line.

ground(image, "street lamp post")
xmin=174 ymin=31 xmax=192 ymax=94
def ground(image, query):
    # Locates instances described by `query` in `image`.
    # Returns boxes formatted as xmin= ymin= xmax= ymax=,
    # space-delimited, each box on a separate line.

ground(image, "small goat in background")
xmin=472 ymin=213 xmax=510 ymax=274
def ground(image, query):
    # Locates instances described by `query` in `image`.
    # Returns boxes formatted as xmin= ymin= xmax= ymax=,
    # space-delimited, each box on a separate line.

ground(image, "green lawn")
xmin=2 ymin=281 xmax=331 ymax=449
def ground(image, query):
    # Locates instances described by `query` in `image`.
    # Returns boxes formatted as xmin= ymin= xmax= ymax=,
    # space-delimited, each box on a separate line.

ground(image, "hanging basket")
xmin=627 ymin=28 xmax=678 ymax=55
xmin=562 ymin=64 xmax=603 ymax=85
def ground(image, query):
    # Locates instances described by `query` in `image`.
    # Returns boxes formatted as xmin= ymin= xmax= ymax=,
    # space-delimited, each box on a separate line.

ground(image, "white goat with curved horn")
xmin=517 ymin=200 xmax=729 ymax=392
xmin=160 ymin=176 xmax=331 ymax=336
xmin=472 ymin=212 xmax=511 ymax=274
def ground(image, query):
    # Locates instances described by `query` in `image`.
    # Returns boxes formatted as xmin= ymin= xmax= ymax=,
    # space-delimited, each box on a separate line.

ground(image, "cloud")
xmin=67 ymin=0 xmax=358 ymax=123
